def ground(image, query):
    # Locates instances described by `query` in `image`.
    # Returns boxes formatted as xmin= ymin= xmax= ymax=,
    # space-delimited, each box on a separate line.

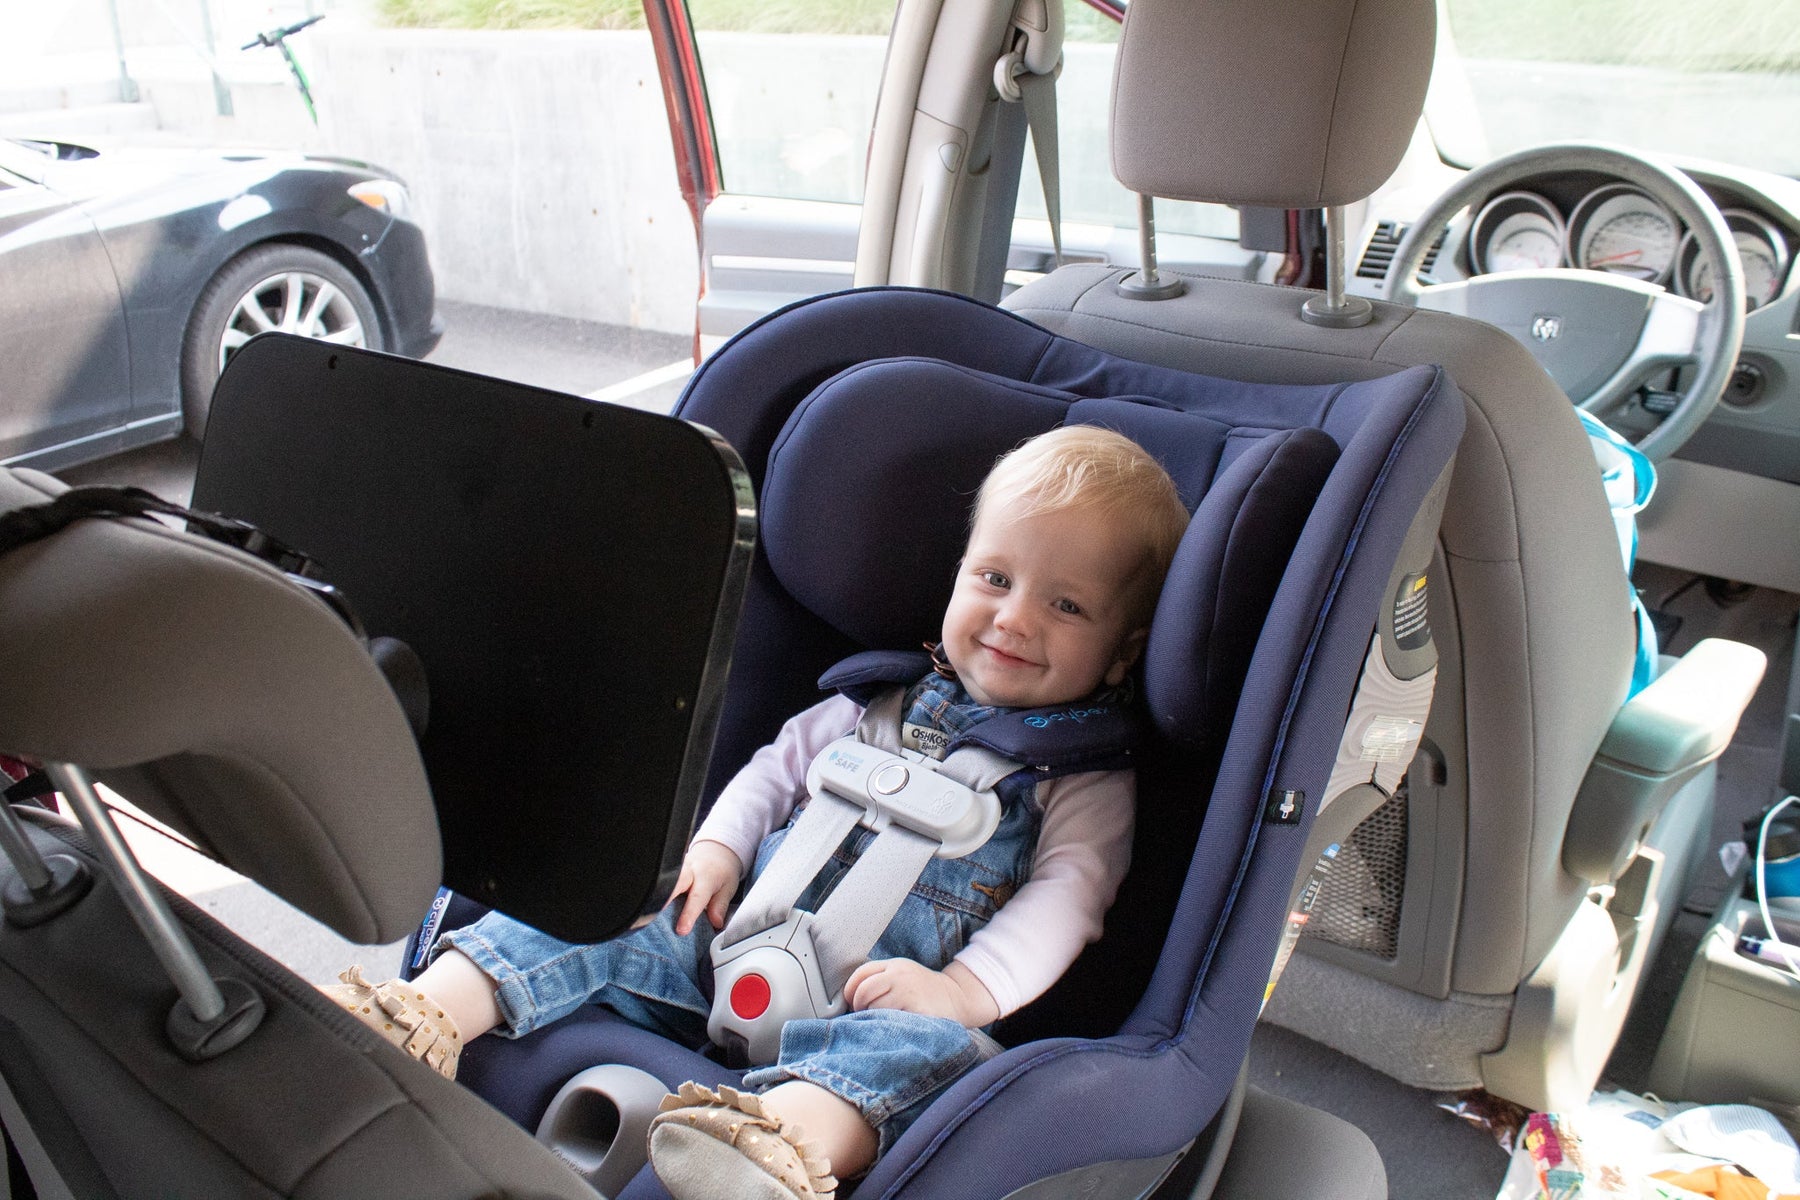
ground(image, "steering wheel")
xmin=1385 ymin=143 xmax=1745 ymax=462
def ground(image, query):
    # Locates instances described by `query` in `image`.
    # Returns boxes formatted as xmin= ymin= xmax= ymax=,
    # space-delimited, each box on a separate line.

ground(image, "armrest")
xmin=1597 ymin=638 xmax=1768 ymax=773
xmin=1565 ymin=638 xmax=1767 ymax=884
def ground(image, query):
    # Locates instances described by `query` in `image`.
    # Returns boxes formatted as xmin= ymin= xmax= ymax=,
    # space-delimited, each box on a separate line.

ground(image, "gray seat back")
xmin=1004 ymin=0 xmax=1640 ymax=1103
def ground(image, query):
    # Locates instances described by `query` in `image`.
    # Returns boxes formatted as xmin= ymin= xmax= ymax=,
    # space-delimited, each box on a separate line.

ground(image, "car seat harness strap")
xmin=707 ymin=686 xmax=1019 ymax=1065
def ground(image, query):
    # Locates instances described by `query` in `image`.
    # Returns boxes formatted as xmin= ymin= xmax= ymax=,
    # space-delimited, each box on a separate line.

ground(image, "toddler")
xmin=326 ymin=424 xmax=1189 ymax=1199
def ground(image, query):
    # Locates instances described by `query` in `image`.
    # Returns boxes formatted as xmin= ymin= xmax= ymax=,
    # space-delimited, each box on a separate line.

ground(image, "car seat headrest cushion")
xmin=761 ymin=358 xmax=1072 ymax=651
xmin=1144 ymin=426 xmax=1340 ymax=743
xmin=762 ymin=358 xmax=1338 ymax=749
xmin=1111 ymin=0 xmax=1435 ymax=208
xmin=0 ymin=469 xmax=439 ymax=944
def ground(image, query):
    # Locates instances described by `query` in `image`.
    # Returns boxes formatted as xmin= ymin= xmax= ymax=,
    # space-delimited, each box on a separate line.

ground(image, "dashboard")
xmin=1464 ymin=178 xmax=1792 ymax=310
xmin=1350 ymin=160 xmax=1800 ymax=487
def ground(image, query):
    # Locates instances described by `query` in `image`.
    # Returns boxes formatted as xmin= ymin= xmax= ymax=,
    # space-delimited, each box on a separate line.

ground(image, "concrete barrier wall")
xmin=314 ymin=28 xmax=701 ymax=334
xmin=23 ymin=14 xmax=1796 ymax=338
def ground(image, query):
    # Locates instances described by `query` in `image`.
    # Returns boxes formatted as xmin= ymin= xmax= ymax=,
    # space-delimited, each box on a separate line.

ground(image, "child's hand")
xmin=844 ymin=959 xmax=1000 ymax=1028
xmin=668 ymin=840 xmax=744 ymax=936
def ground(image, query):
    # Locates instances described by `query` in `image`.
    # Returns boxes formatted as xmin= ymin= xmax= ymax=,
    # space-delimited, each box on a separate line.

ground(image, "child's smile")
xmin=939 ymin=498 xmax=1150 ymax=710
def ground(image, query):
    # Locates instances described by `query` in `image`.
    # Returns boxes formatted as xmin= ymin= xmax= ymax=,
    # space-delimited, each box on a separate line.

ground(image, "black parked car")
xmin=0 ymin=136 xmax=441 ymax=469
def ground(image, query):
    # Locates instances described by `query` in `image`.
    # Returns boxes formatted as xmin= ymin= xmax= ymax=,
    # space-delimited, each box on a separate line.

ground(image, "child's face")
xmin=940 ymin=497 xmax=1151 ymax=709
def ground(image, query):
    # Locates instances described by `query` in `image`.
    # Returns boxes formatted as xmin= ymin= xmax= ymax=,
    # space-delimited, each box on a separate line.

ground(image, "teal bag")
xmin=1577 ymin=409 xmax=1658 ymax=697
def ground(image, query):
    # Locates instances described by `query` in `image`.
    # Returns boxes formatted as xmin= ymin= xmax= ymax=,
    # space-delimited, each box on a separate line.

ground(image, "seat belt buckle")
xmin=805 ymin=737 xmax=1002 ymax=858
xmin=707 ymin=911 xmax=846 ymax=1066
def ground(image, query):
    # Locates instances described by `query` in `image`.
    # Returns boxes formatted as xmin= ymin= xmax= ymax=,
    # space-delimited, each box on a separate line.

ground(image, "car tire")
xmin=180 ymin=244 xmax=383 ymax=440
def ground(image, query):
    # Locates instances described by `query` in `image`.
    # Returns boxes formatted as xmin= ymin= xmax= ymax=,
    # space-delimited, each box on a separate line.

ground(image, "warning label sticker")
xmin=1393 ymin=572 xmax=1431 ymax=651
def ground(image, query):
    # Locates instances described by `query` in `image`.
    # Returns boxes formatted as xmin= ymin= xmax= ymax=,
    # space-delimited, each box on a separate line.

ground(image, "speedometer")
xmin=1469 ymin=191 xmax=1564 ymax=274
xmin=1677 ymin=209 xmax=1791 ymax=311
xmin=1570 ymin=186 xmax=1678 ymax=283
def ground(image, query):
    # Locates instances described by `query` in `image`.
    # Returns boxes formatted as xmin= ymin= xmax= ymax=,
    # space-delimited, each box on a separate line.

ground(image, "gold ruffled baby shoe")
xmin=648 ymin=1081 xmax=838 ymax=1199
xmin=319 ymin=964 xmax=462 ymax=1080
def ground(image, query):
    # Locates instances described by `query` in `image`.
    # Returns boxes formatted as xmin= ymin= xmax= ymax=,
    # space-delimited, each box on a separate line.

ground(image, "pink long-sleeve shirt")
xmin=694 ymin=693 xmax=1135 ymax=1017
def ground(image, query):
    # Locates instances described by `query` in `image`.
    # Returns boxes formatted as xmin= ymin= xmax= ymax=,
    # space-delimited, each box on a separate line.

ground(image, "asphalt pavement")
xmin=58 ymin=299 xmax=694 ymax=506
xmin=53 ymin=300 xmax=697 ymax=984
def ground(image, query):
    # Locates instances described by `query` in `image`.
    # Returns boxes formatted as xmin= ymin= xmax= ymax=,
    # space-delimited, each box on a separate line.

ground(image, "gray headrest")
xmin=0 ymin=470 xmax=438 ymax=944
xmin=1111 ymin=0 xmax=1435 ymax=208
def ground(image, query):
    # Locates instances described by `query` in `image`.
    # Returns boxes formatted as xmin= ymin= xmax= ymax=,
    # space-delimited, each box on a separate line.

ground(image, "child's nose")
xmin=994 ymin=595 xmax=1034 ymax=635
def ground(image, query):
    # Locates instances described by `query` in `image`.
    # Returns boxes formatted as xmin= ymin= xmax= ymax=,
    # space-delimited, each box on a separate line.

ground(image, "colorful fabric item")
xmin=1651 ymin=1164 xmax=1800 ymax=1200
xmin=1577 ymin=409 xmax=1658 ymax=697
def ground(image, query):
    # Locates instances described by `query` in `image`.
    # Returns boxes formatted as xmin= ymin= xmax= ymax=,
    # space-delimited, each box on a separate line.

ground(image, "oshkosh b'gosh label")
xmin=902 ymin=722 xmax=950 ymax=760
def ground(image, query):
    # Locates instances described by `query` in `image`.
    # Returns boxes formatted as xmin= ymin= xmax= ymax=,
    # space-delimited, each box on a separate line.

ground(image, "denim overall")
xmin=440 ymin=657 xmax=1134 ymax=1148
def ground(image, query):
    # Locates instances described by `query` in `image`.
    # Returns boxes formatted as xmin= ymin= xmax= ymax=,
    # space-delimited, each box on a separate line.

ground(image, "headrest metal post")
xmin=0 ymin=795 xmax=95 ymax=926
xmin=46 ymin=763 xmax=226 ymax=1024
xmin=1301 ymin=205 xmax=1374 ymax=329
xmin=1116 ymin=192 xmax=1187 ymax=301
xmin=0 ymin=802 xmax=55 ymax=896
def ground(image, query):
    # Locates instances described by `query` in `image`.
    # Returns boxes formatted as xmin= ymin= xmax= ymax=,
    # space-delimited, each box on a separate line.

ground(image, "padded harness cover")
xmin=822 ymin=649 xmax=1141 ymax=774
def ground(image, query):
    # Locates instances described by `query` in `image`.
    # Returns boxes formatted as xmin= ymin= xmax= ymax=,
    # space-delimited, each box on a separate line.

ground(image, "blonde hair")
xmin=973 ymin=425 xmax=1190 ymax=621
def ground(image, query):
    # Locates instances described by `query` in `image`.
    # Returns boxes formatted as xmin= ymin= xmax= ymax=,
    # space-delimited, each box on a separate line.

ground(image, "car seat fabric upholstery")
xmin=449 ymin=287 xmax=1464 ymax=1198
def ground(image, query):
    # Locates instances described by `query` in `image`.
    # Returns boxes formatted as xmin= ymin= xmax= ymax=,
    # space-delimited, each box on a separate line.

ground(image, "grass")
xmin=1447 ymin=0 xmax=1800 ymax=72
xmin=377 ymin=0 xmax=643 ymax=29
xmin=374 ymin=0 xmax=896 ymax=33
xmin=376 ymin=0 xmax=1120 ymax=38
xmin=375 ymin=0 xmax=1791 ymax=70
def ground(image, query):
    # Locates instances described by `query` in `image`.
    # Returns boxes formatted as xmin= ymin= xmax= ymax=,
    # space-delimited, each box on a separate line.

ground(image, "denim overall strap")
xmin=853 ymin=687 xmax=1023 ymax=790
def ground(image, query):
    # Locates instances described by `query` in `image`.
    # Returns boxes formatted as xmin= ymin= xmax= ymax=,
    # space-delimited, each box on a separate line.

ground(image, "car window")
xmin=687 ymin=0 xmax=888 ymax=203
xmin=1014 ymin=7 xmax=1238 ymax=242
xmin=1435 ymin=0 xmax=1800 ymax=176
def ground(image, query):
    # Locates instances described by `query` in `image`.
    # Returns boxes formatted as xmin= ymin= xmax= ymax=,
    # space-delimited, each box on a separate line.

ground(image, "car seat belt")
xmin=0 ymin=484 xmax=315 ymax=574
xmin=994 ymin=0 xmax=1063 ymax=268
xmin=706 ymin=687 xmax=1021 ymax=1066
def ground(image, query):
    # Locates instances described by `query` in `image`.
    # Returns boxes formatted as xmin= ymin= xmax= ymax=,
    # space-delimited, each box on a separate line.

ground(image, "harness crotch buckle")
xmin=706 ymin=911 xmax=844 ymax=1066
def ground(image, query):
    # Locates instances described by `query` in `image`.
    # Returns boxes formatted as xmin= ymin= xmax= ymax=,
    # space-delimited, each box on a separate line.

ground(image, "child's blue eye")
xmin=1056 ymin=598 xmax=1083 ymax=616
xmin=982 ymin=571 xmax=1010 ymax=589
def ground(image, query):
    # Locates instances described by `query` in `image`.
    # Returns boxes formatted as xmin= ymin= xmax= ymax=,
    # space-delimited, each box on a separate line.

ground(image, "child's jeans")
xmin=439 ymin=790 xmax=1039 ymax=1148
xmin=440 ymin=905 xmax=1003 ymax=1151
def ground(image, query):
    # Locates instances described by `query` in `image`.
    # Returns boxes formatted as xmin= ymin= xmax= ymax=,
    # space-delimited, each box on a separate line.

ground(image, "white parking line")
xmin=585 ymin=359 xmax=695 ymax=407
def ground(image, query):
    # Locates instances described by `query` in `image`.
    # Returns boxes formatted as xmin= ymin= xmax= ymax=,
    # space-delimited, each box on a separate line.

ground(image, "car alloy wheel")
xmin=181 ymin=243 xmax=383 ymax=440
xmin=215 ymin=268 xmax=370 ymax=374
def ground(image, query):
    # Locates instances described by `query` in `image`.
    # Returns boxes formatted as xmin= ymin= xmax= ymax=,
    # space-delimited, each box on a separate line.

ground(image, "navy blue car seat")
xmin=429 ymin=286 xmax=1466 ymax=1199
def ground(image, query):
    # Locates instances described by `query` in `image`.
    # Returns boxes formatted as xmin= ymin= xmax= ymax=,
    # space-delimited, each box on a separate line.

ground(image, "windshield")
xmin=1432 ymin=0 xmax=1800 ymax=177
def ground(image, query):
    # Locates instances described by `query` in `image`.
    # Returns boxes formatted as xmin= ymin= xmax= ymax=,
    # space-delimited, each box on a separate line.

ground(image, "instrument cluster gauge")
xmin=1470 ymin=191 xmax=1565 ymax=274
xmin=1569 ymin=185 xmax=1678 ymax=283
xmin=1677 ymin=209 xmax=1791 ymax=311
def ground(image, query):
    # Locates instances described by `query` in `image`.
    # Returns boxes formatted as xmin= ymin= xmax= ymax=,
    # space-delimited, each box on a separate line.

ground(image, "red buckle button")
xmin=730 ymin=973 xmax=771 ymax=1020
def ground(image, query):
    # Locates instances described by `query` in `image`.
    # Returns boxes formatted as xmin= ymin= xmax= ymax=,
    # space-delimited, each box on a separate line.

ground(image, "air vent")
xmin=1355 ymin=220 xmax=1444 ymax=282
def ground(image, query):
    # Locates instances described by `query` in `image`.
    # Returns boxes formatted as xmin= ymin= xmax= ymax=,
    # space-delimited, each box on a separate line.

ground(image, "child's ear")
xmin=1104 ymin=627 xmax=1151 ymax=686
